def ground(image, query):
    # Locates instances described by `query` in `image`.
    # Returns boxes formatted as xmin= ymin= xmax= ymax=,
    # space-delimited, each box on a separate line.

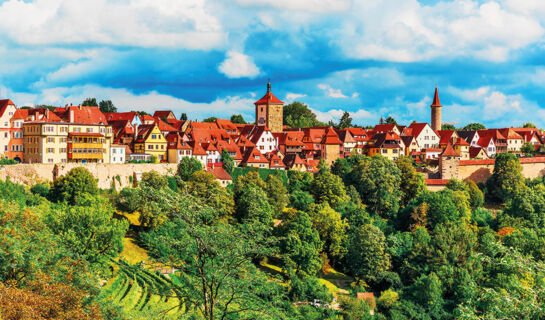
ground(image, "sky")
xmin=1 ymin=0 xmax=545 ymax=128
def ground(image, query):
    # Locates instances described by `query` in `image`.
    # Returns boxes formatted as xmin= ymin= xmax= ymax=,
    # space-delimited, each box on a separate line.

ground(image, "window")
xmin=87 ymin=128 xmax=93 ymax=133
xmin=47 ymin=148 xmax=54 ymax=153
xmin=74 ymin=127 xmax=81 ymax=133
xmin=47 ymin=137 xmax=55 ymax=143
xmin=152 ymin=134 xmax=157 ymax=139
xmin=60 ymin=127 xmax=67 ymax=132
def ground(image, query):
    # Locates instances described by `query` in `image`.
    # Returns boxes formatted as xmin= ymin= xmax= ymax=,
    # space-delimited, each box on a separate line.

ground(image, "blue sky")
xmin=1 ymin=0 xmax=545 ymax=128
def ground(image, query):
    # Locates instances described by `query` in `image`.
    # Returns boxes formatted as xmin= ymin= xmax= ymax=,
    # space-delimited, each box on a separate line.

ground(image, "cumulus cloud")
xmin=285 ymin=93 xmax=307 ymax=101
xmin=218 ymin=51 xmax=260 ymax=79
xmin=0 ymin=0 xmax=225 ymax=49
xmin=338 ymin=0 xmax=544 ymax=62
xmin=318 ymin=84 xmax=347 ymax=98
xmin=4 ymin=85 xmax=256 ymax=121
xmin=235 ymin=0 xmax=350 ymax=13
xmin=312 ymin=108 xmax=374 ymax=123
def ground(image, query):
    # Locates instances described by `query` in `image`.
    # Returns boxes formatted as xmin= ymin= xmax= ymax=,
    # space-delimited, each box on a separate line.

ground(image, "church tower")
xmin=254 ymin=81 xmax=284 ymax=133
xmin=430 ymin=87 xmax=442 ymax=131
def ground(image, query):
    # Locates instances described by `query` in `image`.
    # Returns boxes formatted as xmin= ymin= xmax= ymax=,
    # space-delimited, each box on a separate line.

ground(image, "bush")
xmin=48 ymin=167 xmax=98 ymax=204
xmin=30 ymin=183 xmax=50 ymax=198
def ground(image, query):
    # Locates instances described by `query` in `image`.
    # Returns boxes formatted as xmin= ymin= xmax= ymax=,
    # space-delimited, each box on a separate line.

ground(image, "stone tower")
xmin=430 ymin=87 xmax=442 ymax=132
xmin=440 ymin=143 xmax=460 ymax=180
xmin=254 ymin=81 xmax=284 ymax=133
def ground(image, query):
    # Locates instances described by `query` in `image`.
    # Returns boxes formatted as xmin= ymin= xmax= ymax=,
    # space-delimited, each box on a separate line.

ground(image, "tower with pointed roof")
xmin=431 ymin=87 xmax=442 ymax=132
xmin=440 ymin=142 xmax=460 ymax=180
xmin=254 ymin=80 xmax=284 ymax=133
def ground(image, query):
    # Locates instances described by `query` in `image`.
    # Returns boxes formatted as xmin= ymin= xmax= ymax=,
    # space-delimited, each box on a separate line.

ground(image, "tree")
xmin=385 ymin=116 xmax=397 ymax=125
xmin=350 ymin=155 xmax=402 ymax=218
xmin=401 ymin=190 xmax=461 ymax=230
xmin=396 ymin=157 xmax=426 ymax=207
xmin=221 ymin=149 xmax=235 ymax=174
xmin=140 ymin=170 xmax=168 ymax=189
xmin=346 ymin=224 xmax=390 ymax=282
xmin=466 ymin=180 xmax=484 ymax=209
xmin=310 ymin=166 xmax=349 ymax=209
xmin=485 ymin=153 xmax=525 ymax=203
xmin=523 ymin=122 xmax=537 ymax=128
xmin=338 ymin=295 xmax=372 ymax=320
xmin=337 ymin=111 xmax=353 ymax=129
xmin=81 ymin=98 xmax=98 ymax=106
xmin=441 ymin=123 xmax=456 ymax=130
xmin=278 ymin=212 xmax=322 ymax=276
xmin=203 ymin=116 xmax=217 ymax=123
xmin=0 ymin=274 xmax=104 ymax=320
xmin=98 ymin=100 xmax=117 ymax=113
xmin=177 ymin=157 xmax=203 ymax=181
xmin=234 ymin=184 xmax=273 ymax=226
xmin=141 ymin=199 xmax=286 ymax=320
xmin=265 ymin=174 xmax=288 ymax=217
xmin=180 ymin=113 xmax=188 ymax=121
xmin=462 ymin=123 xmax=486 ymax=131
xmin=230 ymin=114 xmax=246 ymax=124
xmin=521 ymin=142 xmax=536 ymax=156
xmin=307 ymin=203 xmax=348 ymax=260
xmin=283 ymin=102 xmax=325 ymax=128
xmin=44 ymin=199 xmax=128 ymax=261
xmin=49 ymin=167 xmax=98 ymax=204
xmin=186 ymin=171 xmax=235 ymax=220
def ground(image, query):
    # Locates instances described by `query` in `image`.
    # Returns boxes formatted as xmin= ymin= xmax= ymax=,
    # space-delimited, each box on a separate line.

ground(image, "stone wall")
xmin=457 ymin=157 xmax=545 ymax=184
xmin=0 ymin=163 xmax=178 ymax=189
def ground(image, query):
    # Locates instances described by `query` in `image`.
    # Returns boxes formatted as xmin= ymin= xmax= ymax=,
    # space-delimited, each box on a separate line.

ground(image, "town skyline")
xmin=1 ymin=1 xmax=545 ymax=128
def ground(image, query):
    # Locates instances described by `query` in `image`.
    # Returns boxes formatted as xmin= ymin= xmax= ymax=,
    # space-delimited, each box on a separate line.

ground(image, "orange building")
xmin=7 ymin=109 xmax=27 ymax=162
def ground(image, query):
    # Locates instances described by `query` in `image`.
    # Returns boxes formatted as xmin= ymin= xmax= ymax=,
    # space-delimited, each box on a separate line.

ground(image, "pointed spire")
xmin=267 ymin=79 xmax=271 ymax=93
xmin=442 ymin=142 xmax=459 ymax=157
xmin=431 ymin=87 xmax=441 ymax=107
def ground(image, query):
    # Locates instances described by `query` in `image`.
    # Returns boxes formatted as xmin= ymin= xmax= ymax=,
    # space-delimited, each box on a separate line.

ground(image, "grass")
xmin=120 ymin=237 xmax=150 ymax=265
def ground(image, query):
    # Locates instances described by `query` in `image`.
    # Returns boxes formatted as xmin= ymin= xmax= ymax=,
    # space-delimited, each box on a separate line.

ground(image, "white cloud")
xmin=312 ymin=108 xmax=374 ymax=123
xmin=0 ymin=0 xmax=225 ymax=49
xmin=285 ymin=93 xmax=307 ymax=101
xmin=483 ymin=91 xmax=522 ymax=120
xmin=337 ymin=0 xmax=544 ymax=62
xmin=235 ymin=0 xmax=350 ymax=13
xmin=4 ymin=85 xmax=256 ymax=121
xmin=318 ymin=84 xmax=347 ymax=98
xmin=218 ymin=51 xmax=260 ymax=79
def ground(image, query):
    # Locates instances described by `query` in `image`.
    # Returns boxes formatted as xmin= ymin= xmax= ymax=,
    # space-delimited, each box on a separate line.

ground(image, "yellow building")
xmin=133 ymin=124 xmax=167 ymax=162
xmin=23 ymin=122 xmax=113 ymax=164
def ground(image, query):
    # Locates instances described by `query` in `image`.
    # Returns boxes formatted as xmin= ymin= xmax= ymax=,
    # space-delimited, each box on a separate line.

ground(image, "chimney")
xmin=45 ymin=108 xmax=49 ymax=119
xmin=69 ymin=109 xmax=74 ymax=123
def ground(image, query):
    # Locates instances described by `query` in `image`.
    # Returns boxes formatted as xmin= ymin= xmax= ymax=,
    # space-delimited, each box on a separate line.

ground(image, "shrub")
xmin=30 ymin=183 xmax=50 ymax=198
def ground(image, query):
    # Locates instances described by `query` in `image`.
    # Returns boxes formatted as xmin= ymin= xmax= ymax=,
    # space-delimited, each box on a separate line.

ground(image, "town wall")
xmin=455 ymin=157 xmax=545 ymax=184
xmin=0 ymin=163 xmax=178 ymax=189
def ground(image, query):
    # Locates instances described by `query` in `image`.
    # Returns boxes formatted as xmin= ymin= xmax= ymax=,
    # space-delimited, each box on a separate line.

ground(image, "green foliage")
xmin=234 ymin=184 xmax=273 ymax=226
xmin=265 ymin=174 xmax=288 ymax=216
xmin=338 ymin=296 xmax=372 ymax=320
xmin=30 ymin=182 xmax=50 ymax=198
xmin=384 ymin=116 xmax=397 ymax=125
xmin=0 ymin=157 xmax=17 ymax=165
xmin=278 ymin=212 xmax=322 ymax=276
xmin=289 ymin=189 xmax=314 ymax=211
xmin=401 ymin=190 xmax=462 ymax=230
xmin=99 ymin=99 xmax=117 ymax=113
xmin=486 ymin=153 xmax=525 ymax=203
xmin=288 ymin=275 xmax=332 ymax=303
xmin=231 ymin=167 xmax=289 ymax=187
xmin=82 ymin=97 xmax=98 ymax=106
xmin=466 ymin=180 xmax=484 ymax=209
xmin=503 ymin=184 xmax=545 ymax=228
xmin=44 ymin=198 xmax=129 ymax=261
xmin=141 ymin=198 xmax=287 ymax=320
xmin=471 ymin=207 xmax=493 ymax=227
xmin=350 ymin=155 xmax=402 ymax=218
xmin=521 ymin=141 xmax=536 ymax=156
xmin=523 ymin=122 xmax=537 ymax=128
xmin=346 ymin=224 xmax=391 ymax=282
xmin=396 ymin=157 xmax=425 ymax=207
xmin=221 ymin=149 xmax=235 ymax=173
xmin=310 ymin=166 xmax=349 ymax=209
xmin=283 ymin=102 xmax=326 ymax=128
xmin=203 ymin=116 xmax=217 ymax=122
xmin=185 ymin=171 xmax=234 ymax=220
xmin=307 ymin=202 xmax=348 ymax=261
xmin=177 ymin=157 xmax=202 ymax=181
xmin=49 ymin=167 xmax=99 ymax=205
xmin=230 ymin=114 xmax=246 ymax=124
xmin=441 ymin=123 xmax=456 ymax=130
xmin=336 ymin=111 xmax=353 ymax=129
xmin=140 ymin=171 xmax=168 ymax=189
xmin=377 ymin=289 xmax=399 ymax=310
xmin=462 ymin=123 xmax=486 ymax=131
xmin=180 ymin=112 xmax=188 ymax=121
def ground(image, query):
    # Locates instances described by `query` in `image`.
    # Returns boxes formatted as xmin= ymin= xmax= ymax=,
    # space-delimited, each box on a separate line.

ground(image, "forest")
xmin=1 ymin=152 xmax=545 ymax=319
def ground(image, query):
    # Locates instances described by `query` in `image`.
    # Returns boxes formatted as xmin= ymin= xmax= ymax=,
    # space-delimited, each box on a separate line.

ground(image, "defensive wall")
xmin=427 ymin=156 xmax=545 ymax=191
xmin=0 ymin=163 xmax=178 ymax=189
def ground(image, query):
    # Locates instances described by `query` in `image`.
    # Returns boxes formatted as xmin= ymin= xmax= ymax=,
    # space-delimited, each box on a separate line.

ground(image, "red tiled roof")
xmin=105 ymin=112 xmax=137 ymax=122
xmin=373 ymin=124 xmax=397 ymax=133
xmin=425 ymin=179 xmax=449 ymax=185
xmin=153 ymin=110 xmax=175 ymax=119
xmin=192 ymin=142 xmax=207 ymax=155
xmin=0 ymin=99 xmax=15 ymax=118
xmin=442 ymin=143 xmax=459 ymax=156
xmin=11 ymin=109 xmax=28 ymax=120
xmin=431 ymin=87 xmax=441 ymax=107
xmin=321 ymin=127 xmax=342 ymax=145
xmin=210 ymin=166 xmax=232 ymax=181
xmin=155 ymin=119 xmax=178 ymax=132
xmin=63 ymin=106 xmax=108 ymax=124
xmin=408 ymin=123 xmax=429 ymax=138
xmin=455 ymin=137 xmax=470 ymax=146
xmin=460 ymin=159 xmax=495 ymax=165
xmin=469 ymin=146 xmax=485 ymax=158
xmin=254 ymin=92 xmax=284 ymax=105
